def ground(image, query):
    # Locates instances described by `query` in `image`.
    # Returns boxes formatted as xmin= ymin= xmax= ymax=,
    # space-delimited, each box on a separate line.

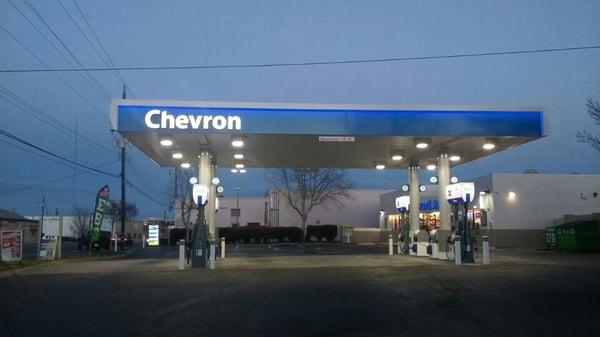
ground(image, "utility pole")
xmin=120 ymin=85 xmax=126 ymax=235
xmin=37 ymin=196 xmax=46 ymax=258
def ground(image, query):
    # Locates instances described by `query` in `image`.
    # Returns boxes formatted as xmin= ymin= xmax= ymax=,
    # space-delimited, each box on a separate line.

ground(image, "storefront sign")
xmin=147 ymin=224 xmax=159 ymax=246
xmin=39 ymin=235 xmax=58 ymax=260
xmin=144 ymin=109 xmax=241 ymax=130
xmin=419 ymin=199 xmax=439 ymax=211
xmin=1 ymin=230 xmax=23 ymax=262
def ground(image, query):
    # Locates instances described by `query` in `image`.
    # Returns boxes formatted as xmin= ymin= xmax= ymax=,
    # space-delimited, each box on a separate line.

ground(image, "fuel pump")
xmin=446 ymin=182 xmax=475 ymax=264
xmin=395 ymin=196 xmax=410 ymax=254
xmin=191 ymin=184 xmax=210 ymax=268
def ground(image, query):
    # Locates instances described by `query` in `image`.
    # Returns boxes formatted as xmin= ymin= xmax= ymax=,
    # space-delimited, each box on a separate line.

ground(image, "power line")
xmin=0 ymin=85 xmax=114 ymax=155
xmin=70 ymin=0 xmax=136 ymax=98
xmin=0 ymin=159 xmax=119 ymax=193
xmin=9 ymin=0 xmax=111 ymax=100
xmin=57 ymin=0 xmax=136 ymax=99
xmin=125 ymin=178 xmax=168 ymax=208
xmin=0 ymin=127 xmax=119 ymax=178
xmin=1 ymin=44 xmax=599 ymax=73
xmin=0 ymin=23 xmax=105 ymax=118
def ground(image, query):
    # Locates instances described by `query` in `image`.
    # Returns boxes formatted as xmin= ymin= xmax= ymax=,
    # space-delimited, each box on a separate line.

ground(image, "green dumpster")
xmin=555 ymin=221 xmax=600 ymax=251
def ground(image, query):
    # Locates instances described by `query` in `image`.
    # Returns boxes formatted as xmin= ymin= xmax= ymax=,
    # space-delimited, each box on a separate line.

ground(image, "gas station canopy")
xmin=109 ymin=100 xmax=545 ymax=169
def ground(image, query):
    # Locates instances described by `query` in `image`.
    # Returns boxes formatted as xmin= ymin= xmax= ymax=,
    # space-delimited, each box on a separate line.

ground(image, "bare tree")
xmin=71 ymin=206 xmax=90 ymax=239
xmin=577 ymin=97 xmax=600 ymax=152
xmin=268 ymin=168 xmax=353 ymax=231
xmin=164 ymin=167 xmax=197 ymax=241
xmin=106 ymin=200 xmax=138 ymax=232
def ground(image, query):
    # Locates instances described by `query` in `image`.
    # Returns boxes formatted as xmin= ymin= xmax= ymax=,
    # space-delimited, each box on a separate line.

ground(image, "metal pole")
xmin=57 ymin=216 xmax=63 ymax=259
xmin=221 ymin=237 xmax=226 ymax=259
xmin=37 ymin=196 xmax=45 ymax=258
xmin=120 ymin=142 xmax=126 ymax=235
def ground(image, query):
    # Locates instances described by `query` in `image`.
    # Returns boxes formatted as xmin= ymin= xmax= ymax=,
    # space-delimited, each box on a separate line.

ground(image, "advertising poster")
xmin=1 ymin=230 xmax=23 ymax=262
xmin=90 ymin=185 xmax=110 ymax=245
xmin=39 ymin=235 xmax=58 ymax=260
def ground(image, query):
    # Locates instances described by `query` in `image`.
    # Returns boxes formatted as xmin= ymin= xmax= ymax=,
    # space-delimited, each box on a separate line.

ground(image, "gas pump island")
xmin=109 ymin=100 xmax=545 ymax=268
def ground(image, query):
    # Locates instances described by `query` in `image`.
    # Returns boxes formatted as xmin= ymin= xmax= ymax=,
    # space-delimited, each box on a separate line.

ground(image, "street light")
xmin=231 ymin=169 xmax=246 ymax=226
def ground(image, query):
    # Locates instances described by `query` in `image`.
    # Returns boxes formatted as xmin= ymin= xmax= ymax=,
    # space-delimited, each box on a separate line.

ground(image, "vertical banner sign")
xmin=39 ymin=235 xmax=58 ymax=260
xmin=1 ymin=230 xmax=23 ymax=262
xmin=90 ymin=185 xmax=111 ymax=245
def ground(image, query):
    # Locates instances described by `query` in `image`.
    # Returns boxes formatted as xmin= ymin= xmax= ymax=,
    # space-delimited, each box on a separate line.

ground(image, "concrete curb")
xmin=0 ymin=250 xmax=132 ymax=279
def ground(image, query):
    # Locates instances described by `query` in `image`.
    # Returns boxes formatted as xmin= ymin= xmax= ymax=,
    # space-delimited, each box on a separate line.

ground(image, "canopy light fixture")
xmin=430 ymin=176 xmax=438 ymax=184
xmin=235 ymin=163 xmax=245 ymax=169
xmin=483 ymin=139 xmax=496 ymax=150
xmin=450 ymin=176 xmax=459 ymax=183
xmin=391 ymin=155 xmax=403 ymax=161
xmin=189 ymin=177 xmax=198 ymax=185
xmin=234 ymin=154 xmax=244 ymax=160
xmin=231 ymin=140 xmax=244 ymax=148
xmin=375 ymin=164 xmax=385 ymax=170
xmin=230 ymin=169 xmax=238 ymax=173
xmin=180 ymin=163 xmax=191 ymax=168
xmin=426 ymin=164 xmax=436 ymax=171
xmin=211 ymin=177 xmax=220 ymax=185
xmin=414 ymin=138 xmax=430 ymax=149
xmin=159 ymin=139 xmax=173 ymax=147
xmin=172 ymin=153 xmax=183 ymax=159
xmin=449 ymin=155 xmax=461 ymax=162
xmin=239 ymin=169 xmax=247 ymax=173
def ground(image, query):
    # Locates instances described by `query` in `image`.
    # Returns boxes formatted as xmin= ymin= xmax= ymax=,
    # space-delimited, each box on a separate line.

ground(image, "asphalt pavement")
xmin=1 ymin=243 xmax=599 ymax=337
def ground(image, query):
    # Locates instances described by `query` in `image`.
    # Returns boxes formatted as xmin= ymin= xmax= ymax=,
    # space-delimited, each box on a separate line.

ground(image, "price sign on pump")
xmin=445 ymin=182 xmax=475 ymax=203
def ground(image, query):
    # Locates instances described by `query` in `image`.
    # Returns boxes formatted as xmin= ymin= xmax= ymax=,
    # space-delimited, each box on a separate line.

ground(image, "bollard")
xmin=482 ymin=236 xmax=490 ymax=265
xmin=397 ymin=239 xmax=402 ymax=255
xmin=178 ymin=239 xmax=185 ymax=270
xmin=454 ymin=236 xmax=462 ymax=265
xmin=388 ymin=235 xmax=393 ymax=256
xmin=220 ymin=237 xmax=226 ymax=259
xmin=209 ymin=243 xmax=216 ymax=270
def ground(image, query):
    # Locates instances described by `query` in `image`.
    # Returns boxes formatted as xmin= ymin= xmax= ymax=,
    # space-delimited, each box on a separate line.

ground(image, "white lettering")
xmin=175 ymin=115 xmax=188 ymax=129
xmin=203 ymin=115 xmax=213 ymax=129
xmin=227 ymin=116 xmax=241 ymax=130
xmin=144 ymin=109 xmax=160 ymax=129
xmin=188 ymin=115 xmax=203 ymax=129
xmin=161 ymin=110 xmax=175 ymax=129
xmin=212 ymin=116 xmax=227 ymax=130
xmin=144 ymin=110 xmax=241 ymax=130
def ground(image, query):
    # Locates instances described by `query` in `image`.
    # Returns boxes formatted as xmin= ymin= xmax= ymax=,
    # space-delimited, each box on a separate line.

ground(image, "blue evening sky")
xmin=0 ymin=0 xmax=599 ymax=217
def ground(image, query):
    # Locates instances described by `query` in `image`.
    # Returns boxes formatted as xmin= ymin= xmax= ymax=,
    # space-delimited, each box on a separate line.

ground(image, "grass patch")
xmin=0 ymin=251 xmax=129 ymax=272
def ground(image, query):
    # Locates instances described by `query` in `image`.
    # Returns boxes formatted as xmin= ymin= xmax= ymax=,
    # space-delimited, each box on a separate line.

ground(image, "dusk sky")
xmin=1 ymin=0 xmax=599 ymax=217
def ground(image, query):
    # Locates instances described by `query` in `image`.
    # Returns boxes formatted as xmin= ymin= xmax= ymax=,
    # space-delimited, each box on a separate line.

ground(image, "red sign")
xmin=1 ymin=230 xmax=23 ymax=262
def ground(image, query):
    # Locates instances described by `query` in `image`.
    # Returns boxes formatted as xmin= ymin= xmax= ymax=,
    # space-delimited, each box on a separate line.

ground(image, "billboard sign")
xmin=1 ymin=230 xmax=23 ymax=262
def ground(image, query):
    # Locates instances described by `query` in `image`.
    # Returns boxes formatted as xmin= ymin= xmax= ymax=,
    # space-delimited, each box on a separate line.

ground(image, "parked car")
xmin=78 ymin=230 xmax=112 ymax=250
xmin=116 ymin=233 xmax=133 ymax=246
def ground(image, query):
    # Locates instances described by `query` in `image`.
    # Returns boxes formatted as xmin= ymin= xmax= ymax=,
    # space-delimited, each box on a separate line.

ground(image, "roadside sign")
xmin=1 ymin=230 xmax=23 ymax=262
xmin=39 ymin=235 xmax=58 ymax=260
xmin=147 ymin=224 xmax=159 ymax=246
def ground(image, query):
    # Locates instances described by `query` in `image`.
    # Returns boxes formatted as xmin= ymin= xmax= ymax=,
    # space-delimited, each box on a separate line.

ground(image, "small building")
xmin=379 ymin=173 xmax=600 ymax=248
xmin=0 ymin=209 xmax=39 ymax=243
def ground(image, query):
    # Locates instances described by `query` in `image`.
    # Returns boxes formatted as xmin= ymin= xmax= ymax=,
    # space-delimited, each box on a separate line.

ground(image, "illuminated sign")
xmin=446 ymin=182 xmax=475 ymax=203
xmin=144 ymin=110 xmax=241 ymax=130
xmin=147 ymin=224 xmax=159 ymax=246
xmin=395 ymin=196 xmax=410 ymax=212
xmin=419 ymin=199 xmax=439 ymax=211
xmin=193 ymin=184 xmax=209 ymax=205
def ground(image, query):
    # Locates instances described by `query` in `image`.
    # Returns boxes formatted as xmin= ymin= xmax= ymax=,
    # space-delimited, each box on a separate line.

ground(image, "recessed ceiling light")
xmin=426 ymin=164 xmax=436 ymax=171
xmin=239 ymin=169 xmax=247 ymax=173
xmin=231 ymin=140 xmax=244 ymax=148
xmin=235 ymin=163 xmax=244 ymax=169
xmin=449 ymin=155 xmax=461 ymax=162
xmin=415 ymin=142 xmax=429 ymax=149
xmin=172 ymin=153 xmax=183 ymax=159
xmin=230 ymin=169 xmax=238 ymax=173
xmin=180 ymin=163 xmax=190 ymax=168
xmin=234 ymin=154 xmax=244 ymax=159
xmin=391 ymin=155 xmax=403 ymax=161
xmin=483 ymin=143 xmax=496 ymax=150
xmin=375 ymin=164 xmax=385 ymax=170
xmin=159 ymin=139 xmax=173 ymax=147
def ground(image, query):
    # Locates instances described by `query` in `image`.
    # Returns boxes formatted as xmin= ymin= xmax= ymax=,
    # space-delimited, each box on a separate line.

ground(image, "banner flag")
xmin=90 ymin=185 xmax=110 ymax=245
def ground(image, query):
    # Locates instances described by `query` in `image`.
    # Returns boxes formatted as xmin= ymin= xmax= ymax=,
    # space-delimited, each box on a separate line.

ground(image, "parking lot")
xmin=1 ymin=243 xmax=599 ymax=337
